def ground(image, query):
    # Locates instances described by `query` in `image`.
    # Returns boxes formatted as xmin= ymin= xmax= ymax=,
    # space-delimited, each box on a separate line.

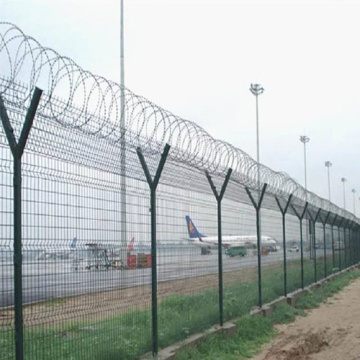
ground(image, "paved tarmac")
xmin=0 ymin=250 xmax=303 ymax=307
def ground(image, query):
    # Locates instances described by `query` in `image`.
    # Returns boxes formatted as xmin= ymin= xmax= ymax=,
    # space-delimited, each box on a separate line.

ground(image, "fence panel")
xmin=222 ymin=188 xmax=258 ymax=322
xmin=1 ymin=22 xmax=359 ymax=360
xmin=285 ymin=215 xmax=302 ymax=293
xmin=0 ymin=146 xmax=13 ymax=360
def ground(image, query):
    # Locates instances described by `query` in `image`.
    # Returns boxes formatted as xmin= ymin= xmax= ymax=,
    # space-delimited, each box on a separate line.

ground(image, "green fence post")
xmin=205 ymin=168 xmax=232 ymax=326
xmin=348 ymin=222 xmax=352 ymax=267
xmin=353 ymin=223 xmax=356 ymax=265
xmin=136 ymin=144 xmax=170 ymax=357
xmin=354 ymin=225 xmax=358 ymax=265
xmin=356 ymin=226 xmax=358 ymax=264
xmin=0 ymin=88 xmax=43 ymax=360
xmin=291 ymin=202 xmax=308 ymax=289
xmin=307 ymin=208 xmax=321 ymax=282
xmin=351 ymin=222 xmax=356 ymax=266
xmin=350 ymin=224 xmax=354 ymax=265
xmin=343 ymin=221 xmax=348 ymax=269
xmin=330 ymin=215 xmax=338 ymax=271
xmin=355 ymin=224 xmax=359 ymax=264
xmin=356 ymin=225 xmax=359 ymax=264
xmin=275 ymin=194 xmax=292 ymax=297
xmin=318 ymin=211 xmax=330 ymax=278
xmin=245 ymin=184 xmax=267 ymax=308
xmin=349 ymin=223 xmax=353 ymax=266
xmin=357 ymin=225 xmax=360 ymax=264
xmin=337 ymin=218 xmax=345 ymax=270
xmin=348 ymin=222 xmax=351 ymax=267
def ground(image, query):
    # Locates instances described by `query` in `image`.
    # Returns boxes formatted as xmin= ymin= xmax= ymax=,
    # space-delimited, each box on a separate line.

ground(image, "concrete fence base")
xmin=141 ymin=264 xmax=359 ymax=360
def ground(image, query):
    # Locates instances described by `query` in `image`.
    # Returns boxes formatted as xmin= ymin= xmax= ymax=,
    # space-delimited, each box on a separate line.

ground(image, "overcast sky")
xmin=2 ymin=0 xmax=360 ymax=213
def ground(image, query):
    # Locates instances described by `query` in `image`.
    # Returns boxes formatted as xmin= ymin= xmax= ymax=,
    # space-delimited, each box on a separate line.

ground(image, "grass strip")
xmin=174 ymin=267 xmax=360 ymax=360
xmin=0 ymin=260 xmax=351 ymax=360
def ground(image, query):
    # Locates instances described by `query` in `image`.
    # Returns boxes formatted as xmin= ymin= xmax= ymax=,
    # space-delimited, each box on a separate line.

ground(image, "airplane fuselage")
xmin=189 ymin=235 xmax=277 ymax=248
xmin=185 ymin=216 xmax=278 ymax=250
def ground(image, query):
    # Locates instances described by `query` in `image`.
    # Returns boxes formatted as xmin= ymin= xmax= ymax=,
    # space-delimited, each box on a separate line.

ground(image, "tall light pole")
xmin=300 ymin=136 xmax=310 ymax=190
xmin=325 ymin=161 xmax=332 ymax=202
xmin=120 ymin=0 xmax=125 ymax=93
xmin=300 ymin=135 xmax=310 ymax=256
xmin=249 ymin=83 xmax=264 ymax=192
xmin=352 ymin=189 xmax=356 ymax=215
xmin=120 ymin=0 xmax=127 ymax=262
xmin=341 ymin=177 xmax=347 ymax=210
xmin=249 ymin=83 xmax=264 ymax=307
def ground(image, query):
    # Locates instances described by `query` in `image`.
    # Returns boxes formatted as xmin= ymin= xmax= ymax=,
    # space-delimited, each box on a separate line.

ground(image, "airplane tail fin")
xmin=70 ymin=237 xmax=77 ymax=249
xmin=185 ymin=216 xmax=205 ymax=239
xmin=126 ymin=237 xmax=135 ymax=252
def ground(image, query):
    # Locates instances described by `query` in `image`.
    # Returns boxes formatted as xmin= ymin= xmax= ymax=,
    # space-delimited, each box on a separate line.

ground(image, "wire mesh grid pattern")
xmin=1 ymin=22 xmax=360 ymax=360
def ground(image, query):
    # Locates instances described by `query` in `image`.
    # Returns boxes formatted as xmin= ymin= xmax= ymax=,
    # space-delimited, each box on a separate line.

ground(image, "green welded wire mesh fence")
xmin=0 ymin=23 xmax=360 ymax=360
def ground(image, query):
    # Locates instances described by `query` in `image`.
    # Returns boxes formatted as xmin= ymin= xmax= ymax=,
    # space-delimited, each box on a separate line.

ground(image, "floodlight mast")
xmin=300 ymin=135 xmax=310 ymax=191
xmin=249 ymin=83 xmax=264 ymax=193
xmin=341 ymin=177 xmax=347 ymax=210
xmin=120 ymin=0 xmax=127 ymax=263
xmin=300 ymin=135 xmax=310 ymax=257
xmin=325 ymin=161 xmax=332 ymax=202
xmin=352 ymin=189 xmax=356 ymax=215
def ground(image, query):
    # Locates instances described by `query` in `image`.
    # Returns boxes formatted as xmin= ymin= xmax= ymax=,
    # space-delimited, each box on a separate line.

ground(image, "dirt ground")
xmin=252 ymin=277 xmax=360 ymax=360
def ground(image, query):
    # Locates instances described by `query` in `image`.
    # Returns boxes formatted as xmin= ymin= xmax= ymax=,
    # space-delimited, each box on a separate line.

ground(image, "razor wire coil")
xmin=0 ymin=22 xmax=357 ymax=224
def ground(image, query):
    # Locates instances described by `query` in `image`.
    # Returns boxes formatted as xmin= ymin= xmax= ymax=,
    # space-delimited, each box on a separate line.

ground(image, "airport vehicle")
xmin=185 ymin=215 xmax=278 ymax=251
xmin=85 ymin=243 xmax=116 ymax=270
xmin=83 ymin=237 xmax=136 ymax=270
xmin=288 ymin=246 xmax=299 ymax=252
xmin=225 ymin=245 xmax=247 ymax=257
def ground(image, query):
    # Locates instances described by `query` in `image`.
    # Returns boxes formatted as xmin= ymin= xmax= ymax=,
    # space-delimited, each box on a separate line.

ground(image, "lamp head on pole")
xmin=300 ymin=135 xmax=310 ymax=144
xmin=341 ymin=177 xmax=347 ymax=183
xmin=250 ymin=83 xmax=264 ymax=96
xmin=352 ymin=189 xmax=356 ymax=194
xmin=325 ymin=161 xmax=332 ymax=168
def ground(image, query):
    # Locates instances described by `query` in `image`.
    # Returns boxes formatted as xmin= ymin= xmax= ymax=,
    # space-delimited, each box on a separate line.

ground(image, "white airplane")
xmin=185 ymin=216 xmax=278 ymax=249
xmin=37 ymin=237 xmax=78 ymax=260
